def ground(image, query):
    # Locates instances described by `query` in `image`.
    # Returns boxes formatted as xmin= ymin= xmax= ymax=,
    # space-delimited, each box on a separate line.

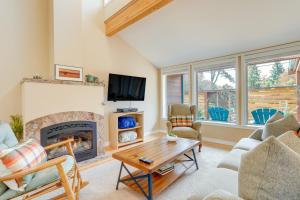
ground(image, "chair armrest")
xmin=192 ymin=121 xmax=201 ymax=132
xmin=166 ymin=121 xmax=172 ymax=134
xmin=44 ymin=138 xmax=74 ymax=151
xmin=248 ymin=128 xmax=263 ymax=141
xmin=0 ymin=156 xmax=67 ymax=182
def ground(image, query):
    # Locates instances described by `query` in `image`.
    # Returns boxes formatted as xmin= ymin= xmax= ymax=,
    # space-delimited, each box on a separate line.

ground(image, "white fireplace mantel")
xmin=21 ymin=78 xmax=105 ymax=124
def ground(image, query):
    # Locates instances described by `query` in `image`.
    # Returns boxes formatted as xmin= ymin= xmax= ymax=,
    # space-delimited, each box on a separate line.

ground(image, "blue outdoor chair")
xmin=251 ymin=108 xmax=283 ymax=125
xmin=208 ymin=107 xmax=229 ymax=122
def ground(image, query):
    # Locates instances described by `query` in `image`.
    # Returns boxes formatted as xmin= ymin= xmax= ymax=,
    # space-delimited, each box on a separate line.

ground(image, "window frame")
xmin=160 ymin=42 xmax=300 ymax=126
xmin=161 ymin=66 xmax=191 ymax=119
xmin=194 ymin=64 xmax=238 ymax=125
xmin=243 ymin=57 xmax=299 ymax=125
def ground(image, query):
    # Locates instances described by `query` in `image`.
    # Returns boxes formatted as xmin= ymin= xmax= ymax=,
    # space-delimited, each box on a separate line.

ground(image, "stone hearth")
xmin=25 ymin=111 xmax=105 ymax=156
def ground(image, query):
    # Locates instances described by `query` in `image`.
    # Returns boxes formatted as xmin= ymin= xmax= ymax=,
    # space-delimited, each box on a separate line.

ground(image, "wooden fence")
xmin=195 ymin=86 xmax=297 ymax=122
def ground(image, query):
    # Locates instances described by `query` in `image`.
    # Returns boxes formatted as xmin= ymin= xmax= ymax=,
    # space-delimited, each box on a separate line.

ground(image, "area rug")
xmin=77 ymin=146 xmax=228 ymax=200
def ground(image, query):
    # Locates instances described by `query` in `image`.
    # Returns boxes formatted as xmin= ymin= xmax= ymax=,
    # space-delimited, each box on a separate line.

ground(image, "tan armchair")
xmin=167 ymin=104 xmax=202 ymax=152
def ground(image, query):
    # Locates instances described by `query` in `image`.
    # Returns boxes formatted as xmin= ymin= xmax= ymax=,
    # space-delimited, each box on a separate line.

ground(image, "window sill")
xmin=160 ymin=118 xmax=261 ymax=130
xmin=200 ymin=121 xmax=261 ymax=130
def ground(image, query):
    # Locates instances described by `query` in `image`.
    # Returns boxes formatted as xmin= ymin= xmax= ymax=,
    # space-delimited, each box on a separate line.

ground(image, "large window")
xmin=247 ymin=58 xmax=299 ymax=124
xmin=196 ymin=67 xmax=237 ymax=123
xmin=162 ymin=73 xmax=190 ymax=118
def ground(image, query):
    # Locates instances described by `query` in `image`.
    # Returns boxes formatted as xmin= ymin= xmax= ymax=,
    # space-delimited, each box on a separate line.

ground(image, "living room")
xmin=1 ymin=0 xmax=300 ymax=199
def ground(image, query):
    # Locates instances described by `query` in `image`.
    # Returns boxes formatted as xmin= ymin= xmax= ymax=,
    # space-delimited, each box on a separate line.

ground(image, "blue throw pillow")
xmin=118 ymin=117 xmax=136 ymax=129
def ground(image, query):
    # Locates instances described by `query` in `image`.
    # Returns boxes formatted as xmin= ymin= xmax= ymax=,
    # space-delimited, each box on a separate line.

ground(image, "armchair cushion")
xmin=0 ymin=139 xmax=47 ymax=191
xmin=172 ymin=127 xmax=199 ymax=140
xmin=0 ymin=155 xmax=74 ymax=200
xmin=0 ymin=123 xmax=18 ymax=151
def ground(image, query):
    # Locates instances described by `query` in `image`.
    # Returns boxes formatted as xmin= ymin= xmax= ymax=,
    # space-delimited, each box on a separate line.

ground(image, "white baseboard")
xmin=202 ymin=136 xmax=236 ymax=146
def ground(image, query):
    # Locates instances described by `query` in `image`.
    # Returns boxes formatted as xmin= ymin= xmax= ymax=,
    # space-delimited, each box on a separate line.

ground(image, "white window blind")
xmin=244 ymin=42 xmax=300 ymax=64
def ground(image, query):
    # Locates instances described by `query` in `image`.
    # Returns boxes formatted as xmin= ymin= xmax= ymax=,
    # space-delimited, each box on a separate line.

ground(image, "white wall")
xmin=81 ymin=0 xmax=160 ymax=140
xmin=49 ymin=0 xmax=160 ymax=142
xmin=0 ymin=0 xmax=160 ymax=144
xmin=0 ymin=0 xmax=50 ymax=122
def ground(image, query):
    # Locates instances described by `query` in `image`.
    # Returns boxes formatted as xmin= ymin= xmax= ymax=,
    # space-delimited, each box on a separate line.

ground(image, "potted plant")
xmin=10 ymin=115 xmax=23 ymax=141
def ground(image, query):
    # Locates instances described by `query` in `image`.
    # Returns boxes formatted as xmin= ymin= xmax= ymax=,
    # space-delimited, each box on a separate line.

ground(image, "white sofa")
xmin=189 ymin=128 xmax=264 ymax=199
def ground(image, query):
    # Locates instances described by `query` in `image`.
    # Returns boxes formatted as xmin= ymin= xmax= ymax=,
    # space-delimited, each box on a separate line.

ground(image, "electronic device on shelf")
xmin=116 ymin=108 xmax=138 ymax=113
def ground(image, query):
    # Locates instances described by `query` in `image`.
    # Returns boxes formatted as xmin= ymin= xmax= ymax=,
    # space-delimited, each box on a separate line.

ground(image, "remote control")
xmin=139 ymin=157 xmax=153 ymax=164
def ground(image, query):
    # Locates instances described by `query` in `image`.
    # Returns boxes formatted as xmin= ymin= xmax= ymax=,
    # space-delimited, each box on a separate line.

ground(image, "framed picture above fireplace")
xmin=55 ymin=64 xmax=83 ymax=81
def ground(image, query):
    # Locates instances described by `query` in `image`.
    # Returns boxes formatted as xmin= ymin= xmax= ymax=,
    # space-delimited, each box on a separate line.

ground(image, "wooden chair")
xmin=208 ymin=107 xmax=229 ymax=122
xmin=0 ymin=138 xmax=88 ymax=200
xmin=251 ymin=108 xmax=283 ymax=125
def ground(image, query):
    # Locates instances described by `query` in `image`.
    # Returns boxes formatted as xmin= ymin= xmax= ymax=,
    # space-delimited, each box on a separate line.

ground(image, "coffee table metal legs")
xmin=116 ymin=162 xmax=153 ymax=200
xmin=116 ymin=148 xmax=198 ymax=200
xmin=183 ymin=148 xmax=199 ymax=170
xmin=192 ymin=148 xmax=199 ymax=170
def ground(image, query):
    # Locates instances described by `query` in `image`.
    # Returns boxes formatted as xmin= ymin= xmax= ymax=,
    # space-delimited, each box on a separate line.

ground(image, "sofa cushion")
xmin=0 ymin=123 xmax=18 ymax=151
xmin=202 ymin=190 xmax=243 ymax=200
xmin=239 ymin=136 xmax=300 ymax=200
xmin=217 ymin=149 xmax=248 ymax=171
xmin=188 ymin=168 xmax=238 ymax=200
xmin=262 ymin=114 xmax=300 ymax=140
xmin=0 ymin=155 xmax=74 ymax=200
xmin=233 ymin=138 xmax=261 ymax=151
xmin=171 ymin=127 xmax=199 ymax=139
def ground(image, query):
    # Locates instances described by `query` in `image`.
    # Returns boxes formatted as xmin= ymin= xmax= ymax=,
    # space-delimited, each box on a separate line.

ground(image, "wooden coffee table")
xmin=113 ymin=137 xmax=200 ymax=200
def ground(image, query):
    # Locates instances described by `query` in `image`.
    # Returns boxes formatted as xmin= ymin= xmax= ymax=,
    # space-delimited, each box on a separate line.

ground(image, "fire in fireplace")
xmin=40 ymin=121 xmax=97 ymax=162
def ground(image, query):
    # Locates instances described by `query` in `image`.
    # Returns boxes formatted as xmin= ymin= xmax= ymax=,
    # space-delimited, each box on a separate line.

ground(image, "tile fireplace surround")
xmin=25 ymin=111 xmax=105 ymax=156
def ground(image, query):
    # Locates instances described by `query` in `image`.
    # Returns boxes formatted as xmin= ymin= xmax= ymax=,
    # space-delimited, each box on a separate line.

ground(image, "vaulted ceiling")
xmin=118 ymin=0 xmax=300 ymax=67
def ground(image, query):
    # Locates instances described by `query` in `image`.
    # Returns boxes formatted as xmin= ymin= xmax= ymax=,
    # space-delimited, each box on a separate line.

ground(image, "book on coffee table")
xmin=156 ymin=163 xmax=175 ymax=175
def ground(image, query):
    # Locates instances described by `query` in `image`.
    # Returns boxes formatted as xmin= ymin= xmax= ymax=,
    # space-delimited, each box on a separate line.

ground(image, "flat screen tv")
xmin=107 ymin=73 xmax=146 ymax=101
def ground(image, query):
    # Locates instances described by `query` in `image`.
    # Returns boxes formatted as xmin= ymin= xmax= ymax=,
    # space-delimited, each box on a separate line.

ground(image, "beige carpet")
xmin=75 ymin=146 xmax=228 ymax=200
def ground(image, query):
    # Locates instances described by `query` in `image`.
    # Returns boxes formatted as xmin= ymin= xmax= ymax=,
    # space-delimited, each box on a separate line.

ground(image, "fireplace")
xmin=40 ymin=121 xmax=97 ymax=162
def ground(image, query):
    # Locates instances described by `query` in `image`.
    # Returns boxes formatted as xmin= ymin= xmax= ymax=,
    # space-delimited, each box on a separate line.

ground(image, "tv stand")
xmin=109 ymin=111 xmax=144 ymax=150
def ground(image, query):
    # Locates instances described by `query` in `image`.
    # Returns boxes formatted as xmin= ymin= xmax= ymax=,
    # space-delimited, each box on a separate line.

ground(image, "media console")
xmin=109 ymin=111 xmax=144 ymax=150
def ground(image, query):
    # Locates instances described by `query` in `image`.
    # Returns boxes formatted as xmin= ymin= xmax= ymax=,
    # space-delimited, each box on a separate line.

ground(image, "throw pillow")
xmin=266 ymin=111 xmax=283 ymax=123
xmin=261 ymin=114 xmax=300 ymax=140
xmin=277 ymin=131 xmax=300 ymax=155
xmin=239 ymin=136 xmax=300 ymax=200
xmin=0 ymin=139 xmax=47 ymax=191
xmin=170 ymin=115 xmax=193 ymax=127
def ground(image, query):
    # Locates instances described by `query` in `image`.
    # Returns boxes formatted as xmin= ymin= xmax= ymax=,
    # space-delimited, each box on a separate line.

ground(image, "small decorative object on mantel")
xmin=33 ymin=75 xmax=42 ymax=79
xmin=85 ymin=74 xmax=99 ymax=83
xmin=55 ymin=64 xmax=83 ymax=82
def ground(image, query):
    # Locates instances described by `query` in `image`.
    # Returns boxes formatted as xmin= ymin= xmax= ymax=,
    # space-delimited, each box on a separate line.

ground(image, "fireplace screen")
xmin=40 ymin=121 xmax=97 ymax=162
